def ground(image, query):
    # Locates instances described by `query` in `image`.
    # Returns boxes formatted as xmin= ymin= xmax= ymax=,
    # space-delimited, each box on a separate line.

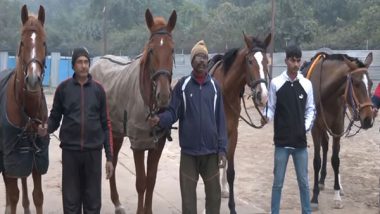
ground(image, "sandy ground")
xmin=0 ymin=91 xmax=379 ymax=214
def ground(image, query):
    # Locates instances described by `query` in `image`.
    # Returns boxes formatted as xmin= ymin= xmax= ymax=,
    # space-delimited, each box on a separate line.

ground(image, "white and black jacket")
xmin=266 ymin=71 xmax=315 ymax=148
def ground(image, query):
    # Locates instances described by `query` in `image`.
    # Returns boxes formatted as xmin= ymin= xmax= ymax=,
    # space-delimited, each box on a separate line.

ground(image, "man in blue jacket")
xmin=149 ymin=40 xmax=228 ymax=214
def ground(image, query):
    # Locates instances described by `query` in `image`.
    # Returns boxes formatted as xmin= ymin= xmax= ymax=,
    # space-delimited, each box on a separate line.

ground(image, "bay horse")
xmin=0 ymin=5 xmax=48 ymax=214
xmin=209 ymin=33 xmax=271 ymax=214
xmin=90 ymin=9 xmax=176 ymax=214
xmin=303 ymin=52 xmax=374 ymax=209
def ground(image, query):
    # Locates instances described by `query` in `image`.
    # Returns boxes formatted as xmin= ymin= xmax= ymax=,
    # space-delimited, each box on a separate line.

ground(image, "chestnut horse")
xmin=90 ymin=9 xmax=176 ymax=214
xmin=0 ymin=5 xmax=48 ymax=214
xmin=209 ymin=33 xmax=271 ymax=214
xmin=303 ymin=52 xmax=374 ymax=209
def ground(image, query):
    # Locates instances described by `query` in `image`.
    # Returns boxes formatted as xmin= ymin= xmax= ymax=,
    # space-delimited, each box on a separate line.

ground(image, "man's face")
xmin=285 ymin=56 xmax=301 ymax=74
xmin=191 ymin=53 xmax=208 ymax=74
xmin=74 ymin=56 xmax=89 ymax=78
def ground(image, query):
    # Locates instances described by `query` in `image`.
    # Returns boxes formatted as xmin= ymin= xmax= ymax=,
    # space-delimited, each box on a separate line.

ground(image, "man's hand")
xmin=148 ymin=115 xmax=160 ymax=127
xmin=105 ymin=161 xmax=114 ymax=179
xmin=37 ymin=123 xmax=48 ymax=137
xmin=218 ymin=153 xmax=227 ymax=168
xmin=261 ymin=116 xmax=269 ymax=126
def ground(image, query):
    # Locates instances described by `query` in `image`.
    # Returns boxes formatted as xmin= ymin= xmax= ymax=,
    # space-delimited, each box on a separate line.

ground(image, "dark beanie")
xmin=72 ymin=47 xmax=90 ymax=68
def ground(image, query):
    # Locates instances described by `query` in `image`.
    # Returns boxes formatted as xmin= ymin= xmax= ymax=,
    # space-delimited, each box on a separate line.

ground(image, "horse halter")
xmin=344 ymin=67 xmax=373 ymax=120
xmin=18 ymin=40 xmax=47 ymax=90
xmin=148 ymin=29 xmax=173 ymax=82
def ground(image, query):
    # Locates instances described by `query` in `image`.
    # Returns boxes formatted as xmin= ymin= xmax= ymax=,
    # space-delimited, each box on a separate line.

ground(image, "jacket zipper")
xmin=80 ymin=85 xmax=85 ymax=151
xmin=199 ymin=84 xmax=203 ymax=150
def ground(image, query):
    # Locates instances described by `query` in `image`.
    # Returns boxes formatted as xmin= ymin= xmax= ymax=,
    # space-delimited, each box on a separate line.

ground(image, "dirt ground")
xmin=0 ymin=92 xmax=379 ymax=214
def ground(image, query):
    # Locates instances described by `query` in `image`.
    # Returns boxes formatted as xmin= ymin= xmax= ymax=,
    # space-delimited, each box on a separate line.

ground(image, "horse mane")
xmin=221 ymin=36 xmax=267 ymax=74
xmin=208 ymin=54 xmax=223 ymax=72
xmin=223 ymin=48 xmax=240 ymax=74
xmin=325 ymin=54 xmax=366 ymax=68
xmin=310 ymin=52 xmax=365 ymax=68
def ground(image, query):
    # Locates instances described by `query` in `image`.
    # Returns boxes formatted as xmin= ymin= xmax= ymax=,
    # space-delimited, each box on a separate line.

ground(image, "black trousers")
xmin=180 ymin=153 xmax=221 ymax=214
xmin=62 ymin=149 xmax=102 ymax=214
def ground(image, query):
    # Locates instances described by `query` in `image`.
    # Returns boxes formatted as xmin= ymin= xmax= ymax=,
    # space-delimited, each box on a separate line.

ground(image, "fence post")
xmin=51 ymin=52 xmax=60 ymax=87
xmin=0 ymin=52 xmax=9 ymax=71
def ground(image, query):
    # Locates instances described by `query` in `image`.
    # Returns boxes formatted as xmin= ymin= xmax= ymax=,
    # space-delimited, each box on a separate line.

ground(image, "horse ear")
xmin=343 ymin=56 xmax=358 ymax=70
xmin=21 ymin=4 xmax=28 ymax=25
xmin=243 ymin=31 xmax=252 ymax=50
xmin=145 ymin=9 xmax=154 ymax=31
xmin=167 ymin=10 xmax=177 ymax=32
xmin=38 ymin=5 xmax=45 ymax=26
xmin=364 ymin=52 xmax=373 ymax=68
xmin=264 ymin=33 xmax=272 ymax=49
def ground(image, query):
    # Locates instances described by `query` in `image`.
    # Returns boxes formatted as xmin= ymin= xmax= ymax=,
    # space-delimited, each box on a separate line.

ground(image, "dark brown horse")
xmin=90 ymin=9 xmax=176 ymax=214
xmin=209 ymin=33 xmax=271 ymax=214
xmin=0 ymin=5 xmax=48 ymax=214
xmin=303 ymin=52 xmax=374 ymax=210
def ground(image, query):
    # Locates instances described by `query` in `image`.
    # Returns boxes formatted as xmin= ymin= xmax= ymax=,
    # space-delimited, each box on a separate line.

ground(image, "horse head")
xmin=16 ymin=5 xmax=46 ymax=120
xmin=243 ymin=32 xmax=271 ymax=107
xmin=344 ymin=52 xmax=374 ymax=129
xmin=141 ymin=9 xmax=176 ymax=109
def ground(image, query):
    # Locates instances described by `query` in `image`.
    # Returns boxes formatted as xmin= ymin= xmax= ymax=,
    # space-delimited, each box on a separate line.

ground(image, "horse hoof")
xmin=221 ymin=190 xmax=229 ymax=198
xmin=24 ymin=209 xmax=31 ymax=214
xmin=340 ymin=190 xmax=345 ymax=196
xmin=115 ymin=206 xmax=126 ymax=214
xmin=311 ymin=203 xmax=319 ymax=211
xmin=318 ymin=183 xmax=325 ymax=190
xmin=334 ymin=200 xmax=344 ymax=209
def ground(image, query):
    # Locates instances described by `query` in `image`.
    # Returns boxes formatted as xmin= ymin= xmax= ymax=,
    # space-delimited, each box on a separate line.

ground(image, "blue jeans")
xmin=271 ymin=146 xmax=311 ymax=214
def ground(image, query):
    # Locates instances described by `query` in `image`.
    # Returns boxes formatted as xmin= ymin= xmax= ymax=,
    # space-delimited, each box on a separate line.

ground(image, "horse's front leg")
xmin=31 ymin=168 xmax=43 ymax=214
xmin=110 ymin=136 xmax=126 ymax=214
xmin=332 ymin=137 xmax=344 ymax=209
xmin=310 ymin=126 xmax=322 ymax=210
xmin=226 ymin=129 xmax=237 ymax=214
xmin=3 ymin=176 xmax=19 ymax=214
xmin=144 ymin=138 xmax=165 ymax=214
xmin=220 ymin=164 xmax=229 ymax=198
xmin=21 ymin=177 xmax=31 ymax=214
xmin=133 ymin=149 xmax=146 ymax=214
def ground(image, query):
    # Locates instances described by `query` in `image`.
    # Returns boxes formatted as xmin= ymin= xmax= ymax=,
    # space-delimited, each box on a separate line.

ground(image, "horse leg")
xmin=227 ymin=130 xmax=237 ymax=214
xmin=331 ymin=137 xmax=344 ymax=209
xmin=32 ymin=168 xmax=43 ymax=214
xmin=144 ymin=139 xmax=165 ymax=214
xmin=109 ymin=136 xmax=126 ymax=214
xmin=4 ymin=176 xmax=19 ymax=214
xmin=220 ymin=163 xmax=229 ymax=198
xmin=318 ymin=131 xmax=329 ymax=190
xmin=21 ymin=177 xmax=31 ymax=214
xmin=310 ymin=126 xmax=322 ymax=210
xmin=133 ymin=149 xmax=146 ymax=214
xmin=3 ymin=174 xmax=11 ymax=214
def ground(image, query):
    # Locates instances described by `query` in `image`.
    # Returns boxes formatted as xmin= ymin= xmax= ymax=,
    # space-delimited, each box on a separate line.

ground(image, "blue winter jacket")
xmin=158 ymin=72 xmax=228 ymax=156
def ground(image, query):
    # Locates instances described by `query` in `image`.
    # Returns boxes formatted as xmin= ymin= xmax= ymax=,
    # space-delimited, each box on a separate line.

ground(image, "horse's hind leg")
xmin=3 ymin=176 xmax=19 ymax=214
xmin=21 ymin=177 xmax=31 ymax=214
xmin=310 ymin=126 xmax=322 ymax=210
xmin=109 ymin=136 xmax=126 ymax=214
xmin=133 ymin=149 xmax=146 ymax=214
xmin=144 ymin=139 xmax=165 ymax=214
xmin=332 ymin=137 xmax=344 ymax=209
xmin=32 ymin=168 xmax=43 ymax=214
xmin=319 ymin=131 xmax=329 ymax=190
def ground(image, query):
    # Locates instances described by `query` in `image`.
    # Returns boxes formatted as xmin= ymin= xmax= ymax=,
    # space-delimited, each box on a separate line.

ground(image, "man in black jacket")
xmin=38 ymin=47 xmax=114 ymax=214
xmin=262 ymin=45 xmax=315 ymax=214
